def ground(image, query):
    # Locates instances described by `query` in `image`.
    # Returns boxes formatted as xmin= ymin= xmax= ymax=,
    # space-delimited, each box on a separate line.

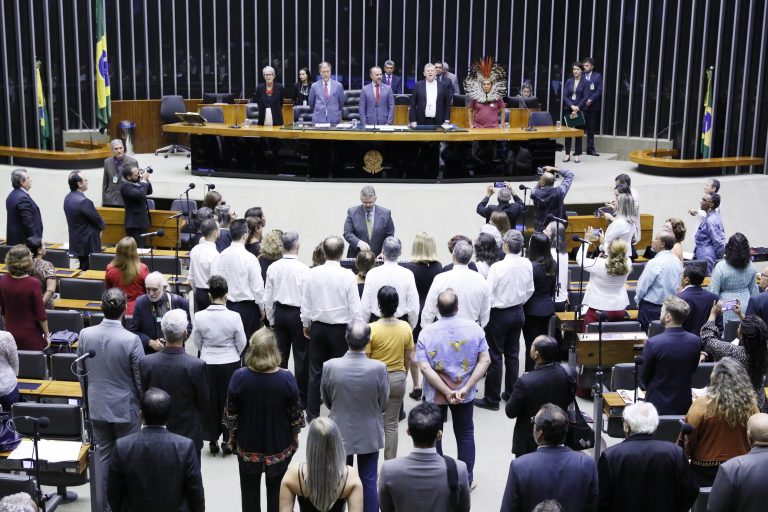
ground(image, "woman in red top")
xmin=104 ymin=237 xmax=148 ymax=315
xmin=0 ymin=245 xmax=50 ymax=351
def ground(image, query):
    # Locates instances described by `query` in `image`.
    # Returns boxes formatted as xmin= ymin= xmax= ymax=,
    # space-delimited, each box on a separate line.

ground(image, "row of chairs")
xmin=18 ymin=351 xmax=79 ymax=381
xmin=0 ymin=246 xmax=70 ymax=268
xmin=88 ymin=252 xmax=180 ymax=274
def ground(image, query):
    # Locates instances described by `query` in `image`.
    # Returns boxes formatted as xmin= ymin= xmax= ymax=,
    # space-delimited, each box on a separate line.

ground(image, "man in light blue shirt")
xmin=635 ymin=230 xmax=683 ymax=329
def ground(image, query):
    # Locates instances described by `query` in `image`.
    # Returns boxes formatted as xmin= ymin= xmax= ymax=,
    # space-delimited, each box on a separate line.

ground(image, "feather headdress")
xmin=463 ymin=57 xmax=507 ymax=103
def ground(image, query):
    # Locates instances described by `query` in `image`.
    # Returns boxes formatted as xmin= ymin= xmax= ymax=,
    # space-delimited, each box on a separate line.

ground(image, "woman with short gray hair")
xmin=252 ymin=65 xmax=285 ymax=127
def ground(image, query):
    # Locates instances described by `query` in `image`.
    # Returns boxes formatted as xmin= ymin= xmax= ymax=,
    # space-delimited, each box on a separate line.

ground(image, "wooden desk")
xmin=95 ymin=207 xmax=182 ymax=249
xmin=0 ymin=264 xmax=80 ymax=278
xmin=18 ymin=379 xmax=51 ymax=396
xmin=42 ymin=380 xmax=83 ymax=400
xmin=565 ymin=214 xmax=654 ymax=253
xmin=556 ymin=310 xmax=639 ymax=321
xmin=53 ymin=299 xmax=102 ymax=311
xmin=628 ymin=148 xmax=763 ymax=173
xmin=102 ymin=247 xmax=190 ymax=259
xmin=576 ymin=332 xmax=647 ymax=366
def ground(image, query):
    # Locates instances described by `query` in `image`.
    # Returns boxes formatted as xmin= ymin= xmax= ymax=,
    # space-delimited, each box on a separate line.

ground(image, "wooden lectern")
xmin=96 ymin=207 xmax=182 ymax=249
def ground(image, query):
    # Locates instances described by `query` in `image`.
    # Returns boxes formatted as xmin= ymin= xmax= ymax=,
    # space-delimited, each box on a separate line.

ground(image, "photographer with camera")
xmin=120 ymin=164 xmax=154 ymax=248
xmin=530 ymin=166 xmax=574 ymax=231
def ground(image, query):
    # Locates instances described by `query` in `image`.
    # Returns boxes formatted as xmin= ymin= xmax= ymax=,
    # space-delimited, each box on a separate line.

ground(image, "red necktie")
xmin=324 ymin=82 xmax=330 ymax=99
xmin=375 ymin=84 xmax=380 ymax=105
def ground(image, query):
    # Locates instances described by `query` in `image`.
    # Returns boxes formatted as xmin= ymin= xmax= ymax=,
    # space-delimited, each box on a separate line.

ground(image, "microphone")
xmin=597 ymin=310 xmax=608 ymax=322
xmin=167 ymin=212 xmax=185 ymax=220
xmin=68 ymin=107 xmax=96 ymax=144
xmin=139 ymin=229 xmax=165 ymax=238
xmin=519 ymin=184 xmax=531 ymax=191
xmin=518 ymin=97 xmax=537 ymax=132
xmin=230 ymin=89 xmax=244 ymax=129
xmin=74 ymin=350 xmax=96 ymax=364
xmin=17 ymin=416 xmax=50 ymax=428
xmin=183 ymin=183 xmax=196 ymax=194
xmin=633 ymin=356 xmax=644 ymax=404
xmin=571 ymin=234 xmax=590 ymax=244
xmin=547 ymin=214 xmax=567 ymax=224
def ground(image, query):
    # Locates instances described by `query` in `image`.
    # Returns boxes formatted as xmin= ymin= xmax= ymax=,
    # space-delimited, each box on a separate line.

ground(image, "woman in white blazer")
xmin=578 ymin=239 xmax=632 ymax=328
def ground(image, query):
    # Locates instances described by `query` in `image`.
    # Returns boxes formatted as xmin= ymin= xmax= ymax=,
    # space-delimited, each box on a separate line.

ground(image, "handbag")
xmin=0 ymin=413 xmax=22 ymax=452
xmin=558 ymin=365 xmax=595 ymax=451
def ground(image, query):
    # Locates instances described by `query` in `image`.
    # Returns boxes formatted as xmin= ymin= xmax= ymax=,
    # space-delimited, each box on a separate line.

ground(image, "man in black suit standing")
xmin=343 ymin=185 xmax=395 ymax=258
xmin=598 ymin=402 xmax=699 ymax=512
xmin=5 ymin=168 xmax=43 ymax=246
xmin=504 ymin=336 xmax=574 ymax=458
xmin=382 ymin=60 xmax=403 ymax=94
xmin=120 ymin=164 xmax=153 ymax=248
xmin=108 ymin=387 xmax=205 ymax=512
xmin=641 ymin=296 xmax=702 ymax=415
xmin=140 ymin=309 xmax=208 ymax=456
xmin=409 ymin=63 xmax=452 ymax=126
xmin=64 ymin=171 xmax=104 ymax=270
xmin=581 ymin=57 xmax=603 ymax=156
xmin=677 ymin=264 xmax=722 ymax=335
xmin=500 ymin=403 xmax=597 ymax=511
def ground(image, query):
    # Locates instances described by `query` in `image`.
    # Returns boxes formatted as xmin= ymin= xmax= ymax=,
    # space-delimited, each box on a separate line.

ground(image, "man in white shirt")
xmin=359 ymin=237 xmax=419 ymax=328
xmin=301 ymin=235 xmax=361 ymax=421
xmin=187 ymin=219 xmax=220 ymax=313
xmin=264 ymin=231 xmax=311 ymax=406
xmin=211 ymin=218 xmax=264 ymax=340
xmin=474 ymin=230 xmax=534 ymax=411
xmin=409 ymin=63 xmax=452 ymax=126
xmin=421 ymin=241 xmax=491 ymax=328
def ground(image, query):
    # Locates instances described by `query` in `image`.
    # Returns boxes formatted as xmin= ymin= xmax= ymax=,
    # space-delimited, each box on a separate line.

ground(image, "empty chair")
xmin=610 ymin=363 xmax=638 ymax=391
xmin=529 ymin=111 xmax=554 ymax=126
xmin=647 ymin=320 xmax=665 ymax=338
xmin=87 ymin=312 xmax=104 ymax=327
xmin=341 ymin=106 xmax=360 ymax=121
xmin=723 ymin=320 xmax=740 ymax=342
xmin=585 ymin=321 xmax=642 ymax=333
xmin=199 ymin=106 xmax=225 ymax=123
xmin=59 ymin=278 xmax=106 ymax=301
xmin=139 ymin=255 xmax=179 ymax=275
xmin=43 ymin=249 xmax=71 ymax=268
xmin=451 ymin=94 xmax=467 ymax=107
xmin=46 ymin=309 xmax=85 ymax=333
xmin=653 ymin=415 xmax=685 ymax=443
xmin=155 ymin=95 xmax=191 ymax=156
xmin=146 ymin=198 xmax=156 ymax=210
xmin=293 ymin=105 xmax=312 ymax=123
xmin=17 ymin=350 xmax=47 ymax=379
xmin=0 ymin=474 xmax=37 ymax=501
xmin=51 ymin=353 xmax=79 ymax=382
xmin=394 ymin=94 xmax=411 ymax=105
xmin=569 ymin=263 xmax=590 ymax=283
xmin=88 ymin=253 xmax=115 ymax=271
xmin=691 ymin=362 xmax=715 ymax=388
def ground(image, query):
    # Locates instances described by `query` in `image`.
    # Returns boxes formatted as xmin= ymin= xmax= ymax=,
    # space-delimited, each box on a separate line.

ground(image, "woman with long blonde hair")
xmin=104 ymin=237 xmax=148 ymax=315
xmin=578 ymin=238 xmax=632 ymax=328
xmin=682 ymin=357 xmax=759 ymax=486
xmin=279 ymin=417 xmax=363 ymax=512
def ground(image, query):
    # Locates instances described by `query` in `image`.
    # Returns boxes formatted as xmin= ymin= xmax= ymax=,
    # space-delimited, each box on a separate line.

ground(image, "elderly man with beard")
xmin=129 ymin=271 xmax=191 ymax=354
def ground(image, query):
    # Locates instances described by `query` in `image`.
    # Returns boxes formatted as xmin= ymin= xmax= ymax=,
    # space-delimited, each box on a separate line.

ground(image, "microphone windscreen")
xmin=634 ymin=356 xmax=644 ymax=365
xmin=188 ymin=183 xmax=196 ymax=189
xmin=519 ymin=184 xmax=528 ymax=190
xmin=571 ymin=234 xmax=583 ymax=241
xmin=37 ymin=416 xmax=50 ymax=428
xmin=88 ymin=350 xmax=96 ymax=358
xmin=157 ymin=229 xmax=165 ymax=237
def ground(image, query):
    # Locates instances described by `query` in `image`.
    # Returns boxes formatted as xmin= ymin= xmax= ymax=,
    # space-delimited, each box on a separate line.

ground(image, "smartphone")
xmin=592 ymin=228 xmax=603 ymax=237
xmin=493 ymin=181 xmax=506 ymax=188
xmin=721 ymin=299 xmax=739 ymax=311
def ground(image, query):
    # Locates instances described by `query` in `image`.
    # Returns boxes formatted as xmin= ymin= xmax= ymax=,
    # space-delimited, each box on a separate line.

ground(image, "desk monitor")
xmin=508 ymin=96 xmax=541 ymax=109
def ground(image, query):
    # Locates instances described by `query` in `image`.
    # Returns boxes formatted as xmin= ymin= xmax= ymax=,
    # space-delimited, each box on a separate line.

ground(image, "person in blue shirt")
xmin=693 ymin=192 xmax=725 ymax=275
xmin=635 ymin=231 xmax=683 ymax=329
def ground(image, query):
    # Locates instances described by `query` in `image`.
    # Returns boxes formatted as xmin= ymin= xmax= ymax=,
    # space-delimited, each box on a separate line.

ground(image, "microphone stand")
xmin=592 ymin=312 xmax=606 ymax=465
xmin=230 ymin=89 xmax=244 ymax=129
xmin=68 ymin=107 xmax=94 ymax=149
xmin=30 ymin=420 xmax=46 ymax=512
xmin=653 ymin=120 xmax=684 ymax=155
xmin=633 ymin=357 xmax=643 ymax=404
xmin=519 ymin=98 xmax=536 ymax=132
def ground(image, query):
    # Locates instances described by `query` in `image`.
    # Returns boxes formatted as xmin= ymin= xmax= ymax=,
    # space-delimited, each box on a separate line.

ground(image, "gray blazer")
xmin=321 ymin=351 xmax=388 ymax=455
xmin=709 ymin=445 xmax=768 ymax=512
xmin=77 ymin=319 xmax=144 ymax=423
xmin=359 ymin=82 xmax=395 ymax=125
xmin=308 ymin=79 xmax=346 ymax=124
xmin=103 ymin=154 xmax=138 ymax=206
xmin=343 ymin=204 xmax=395 ymax=258
xmin=378 ymin=449 xmax=471 ymax=512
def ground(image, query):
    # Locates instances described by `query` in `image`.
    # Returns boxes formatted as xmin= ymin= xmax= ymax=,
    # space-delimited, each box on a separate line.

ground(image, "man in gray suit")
xmin=343 ymin=185 xmax=396 ymax=258
xmin=359 ymin=66 xmax=394 ymax=126
xmin=435 ymin=61 xmax=460 ymax=97
xmin=77 ymin=287 xmax=144 ymax=509
xmin=378 ymin=402 xmax=471 ymax=512
xmin=308 ymin=61 xmax=346 ymax=124
xmin=709 ymin=413 xmax=768 ymax=512
xmin=102 ymin=138 xmax=138 ymax=206
xmin=322 ymin=320 xmax=389 ymax=512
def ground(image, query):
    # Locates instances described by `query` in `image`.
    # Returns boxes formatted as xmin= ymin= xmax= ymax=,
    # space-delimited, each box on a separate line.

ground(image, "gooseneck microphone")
xmin=74 ymin=350 xmax=96 ymax=364
xmin=572 ymin=234 xmax=590 ymax=244
xmin=633 ymin=355 xmax=644 ymax=404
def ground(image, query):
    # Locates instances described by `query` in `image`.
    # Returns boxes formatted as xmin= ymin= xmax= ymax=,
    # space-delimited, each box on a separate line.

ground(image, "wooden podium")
xmin=575 ymin=332 xmax=647 ymax=366
xmin=96 ymin=207 xmax=181 ymax=249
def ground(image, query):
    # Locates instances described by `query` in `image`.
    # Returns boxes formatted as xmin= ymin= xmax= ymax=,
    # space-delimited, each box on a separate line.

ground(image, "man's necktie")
xmin=366 ymin=212 xmax=373 ymax=238
xmin=375 ymin=84 xmax=380 ymax=105
xmin=387 ymin=75 xmax=391 ymax=86
xmin=324 ymin=82 xmax=330 ymax=99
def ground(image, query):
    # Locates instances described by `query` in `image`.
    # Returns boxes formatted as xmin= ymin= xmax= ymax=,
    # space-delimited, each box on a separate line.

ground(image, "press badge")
xmin=112 ymin=176 xmax=119 ymax=184
xmin=590 ymin=84 xmax=595 ymax=91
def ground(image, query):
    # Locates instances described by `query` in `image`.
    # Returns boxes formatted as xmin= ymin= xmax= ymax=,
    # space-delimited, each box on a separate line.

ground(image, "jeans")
xmin=346 ymin=451 xmax=379 ymax=512
xmin=383 ymin=371 xmax=406 ymax=460
xmin=238 ymin=457 xmax=289 ymax=512
xmin=436 ymin=401 xmax=476 ymax=483
xmin=484 ymin=306 xmax=525 ymax=402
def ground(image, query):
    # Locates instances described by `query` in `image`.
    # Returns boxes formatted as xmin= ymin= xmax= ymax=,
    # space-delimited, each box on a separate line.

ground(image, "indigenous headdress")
xmin=464 ymin=57 xmax=507 ymax=103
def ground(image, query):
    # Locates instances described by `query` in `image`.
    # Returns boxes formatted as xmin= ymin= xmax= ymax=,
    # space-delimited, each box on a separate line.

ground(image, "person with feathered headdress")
xmin=464 ymin=57 xmax=507 ymax=128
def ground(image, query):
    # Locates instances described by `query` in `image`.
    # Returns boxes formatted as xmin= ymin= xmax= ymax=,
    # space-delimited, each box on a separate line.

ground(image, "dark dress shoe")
xmin=409 ymin=388 xmax=422 ymax=400
xmin=473 ymin=397 xmax=500 ymax=411
xmin=209 ymin=442 xmax=220 ymax=456
xmin=222 ymin=443 xmax=233 ymax=456
xmin=501 ymin=392 xmax=510 ymax=402
xmin=587 ymin=150 xmax=600 ymax=156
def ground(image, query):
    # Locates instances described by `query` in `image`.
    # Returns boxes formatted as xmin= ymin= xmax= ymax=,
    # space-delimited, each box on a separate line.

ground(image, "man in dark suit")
xmin=745 ymin=266 xmax=768 ymax=327
xmin=409 ymin=63 xmax=452 ymax=126
xmin=641 ymin=296 xmax=701 ymax=415
xmin=677 ymin=264 xmax=722 ymax=335
xmin=130 ymin=272 xmax=191 ymax=354
xmin=343 ymin=185 xmax=395 ymax=258
xmin=120 ymin=163 xmax=153 ymax=248
xmin=581 ymin=57 xmax=603 ymax=156
xmin=500 ymin=403 xmax=598 ymax=512
xmin=359 ymin=66 xmax=394 ymax=126
xmin=140 ymin=309 xmax=208 ymax=454
xmin=103 ymin=138 xmax=138 ymax=206
xmin=108 ymin=387 xmax=205 ymax=512
xmin=709 ymin=412 xmax=768 ymax=512
xmin=382 ymin=60 xmax=403 ymax=94
xmin=64 ymin=171 xmax=104 ymax=270
xmin=5 ymin=168 xmax=43 ymax=246
xmin=476 ymin=183 xmax=524 ymax=227
xmin=598 ymin=402 xmax=699 ymax=512
xmin=378 ymin=402 xmax=471 ymax=512
xmin=505 ymin=336 xmax=575 ymax=458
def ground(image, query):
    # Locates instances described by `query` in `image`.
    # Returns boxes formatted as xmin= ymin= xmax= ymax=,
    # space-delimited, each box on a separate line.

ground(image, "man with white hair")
xmin=103 ymin=138 xmax=138 ymax=206
xmin=129 ymin=271 xmax=191 ymax=354
xmin=359 ymin=237 xmax=419 ymax=327
xmin=410 ymin=63 xmax=452 ymax=126
xmin=421 ymin=241 xmax=490 ymax=328
xmin=597 ymin=402 xmax=698 ymax=512
xmin=140 ymin=309 xmax=209 ymax=456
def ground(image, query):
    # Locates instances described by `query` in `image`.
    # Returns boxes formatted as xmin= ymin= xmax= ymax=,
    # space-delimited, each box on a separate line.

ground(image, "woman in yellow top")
xmin=366 ymin=286 xmax=414 ymax=460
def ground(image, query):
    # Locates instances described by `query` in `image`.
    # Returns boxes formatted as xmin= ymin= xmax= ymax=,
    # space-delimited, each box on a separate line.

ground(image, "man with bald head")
xmin=359 ymin=66 xmax=394 ymax=126
xmin=531 ymin=165 xmax=574 ymax=231
xmin=709 ymin=413 xmax=768 ymax=512
xmin=634 ymin=230 xmax=683 ymax=329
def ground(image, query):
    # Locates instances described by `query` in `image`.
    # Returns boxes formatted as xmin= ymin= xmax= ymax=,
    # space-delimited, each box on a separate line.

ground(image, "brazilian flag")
xmin=701 ymin=69 xmax=713 ymax=158
xmin=95 ymin=0 xmax=111 ymax=131
xmin=35 ymin=60 xmax=51 ymax=149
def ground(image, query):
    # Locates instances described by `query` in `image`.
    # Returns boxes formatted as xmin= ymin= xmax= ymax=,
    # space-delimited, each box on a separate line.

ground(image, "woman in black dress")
xmin=294 ymin=67 xmax=311 ymax=106
xmin=522 ymin=232 xmax=557 ymax=372
xmin=252 ymin=66 xmax=285 ymax=126
xmin=224 ymin=327 xmax=305 ymax=512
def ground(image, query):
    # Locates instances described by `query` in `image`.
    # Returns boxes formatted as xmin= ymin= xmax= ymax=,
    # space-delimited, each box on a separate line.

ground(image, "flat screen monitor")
xmin=507 ymin=96 xmax=540 ymax=109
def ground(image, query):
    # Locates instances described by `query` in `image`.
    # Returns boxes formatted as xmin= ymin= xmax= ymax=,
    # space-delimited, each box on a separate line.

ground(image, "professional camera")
xmin=140 ymin=166 xmax=154 ymax=175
